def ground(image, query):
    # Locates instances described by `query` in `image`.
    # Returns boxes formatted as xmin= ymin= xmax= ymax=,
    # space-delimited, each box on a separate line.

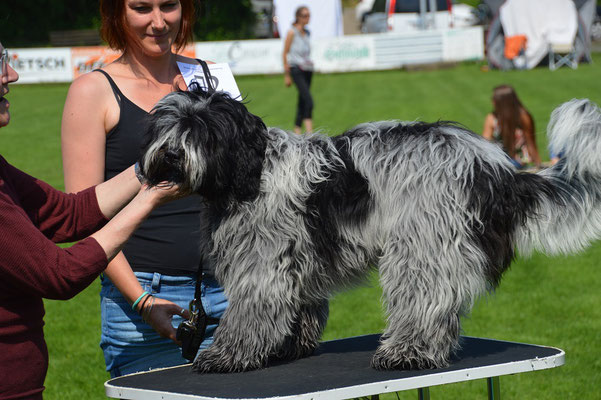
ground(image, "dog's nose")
xmin=163 ymin=150 xmax=181 ymax=163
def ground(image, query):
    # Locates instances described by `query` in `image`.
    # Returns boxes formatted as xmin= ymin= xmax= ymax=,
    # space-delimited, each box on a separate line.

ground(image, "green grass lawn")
xmin=2 ymin=55 xmax=601 ymax=399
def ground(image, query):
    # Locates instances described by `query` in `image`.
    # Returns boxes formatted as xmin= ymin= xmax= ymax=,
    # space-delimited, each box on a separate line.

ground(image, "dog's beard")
xmin=142 ymin=148 xmax=186 ymax=187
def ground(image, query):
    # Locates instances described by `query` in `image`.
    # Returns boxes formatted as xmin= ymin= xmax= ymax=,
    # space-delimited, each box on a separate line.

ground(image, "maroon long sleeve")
xmin=0 ymin=156 xmax=109 ymax=399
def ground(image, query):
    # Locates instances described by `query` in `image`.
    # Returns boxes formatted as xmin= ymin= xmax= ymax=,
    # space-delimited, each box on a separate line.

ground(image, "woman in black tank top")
xmin=61 ymin=0 xmax=228 ymax=377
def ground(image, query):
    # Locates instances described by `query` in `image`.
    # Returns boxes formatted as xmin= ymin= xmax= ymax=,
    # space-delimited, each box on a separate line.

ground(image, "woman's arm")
xmin=61 ymin=71 xmax=183 ymax=341
xmin=0 ymin=167 xmax=181 ymax=301
xmin=482 ymin=113 xmax=495 ymax=141
xmin=520 ymin=109 xmax=541 ymax=166
xmin=61 ymin=73 xmax=113 ymax=191
xmin=92 ymin=181 xmax=181 ymax=261
xmin=61 ymin=73 xmax=149 ymax=312
xmin=283 ymin=29 xmax=294 ymax=87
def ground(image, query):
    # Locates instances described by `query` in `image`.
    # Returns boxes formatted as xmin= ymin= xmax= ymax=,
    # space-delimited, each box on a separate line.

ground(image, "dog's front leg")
xmin=192 ymin=286 xmax=298 ymax=373
xmin=276 ymin=299 xmax=329 ymax=361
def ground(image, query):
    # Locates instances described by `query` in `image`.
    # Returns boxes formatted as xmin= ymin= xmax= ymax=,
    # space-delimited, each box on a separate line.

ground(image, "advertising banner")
xmin=71 ymin=47 xmax=122 ymax=79
xmin=195 ymin=39 xmax=283 ymax=75
xmin=11 ymin=28 xmax=483 ymax=84
xmin=313 ymin=35 xmax=376 ymax=73
xmin=442 ymin=26 xmax=484 ymax=62
xmin=10 ymin=48 xmax=72 ymax=83
xmin=71 ymin=45 xmax=196 ymax=80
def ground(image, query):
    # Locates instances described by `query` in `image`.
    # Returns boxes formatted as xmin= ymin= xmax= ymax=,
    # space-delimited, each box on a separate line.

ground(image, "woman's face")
xmin=298 ymin=8 xmax=310 ymax=25
xmin=0 ymin=42 xmax=19 ymax=128
xmin=124 ymin=0 xmax=182 ymax=56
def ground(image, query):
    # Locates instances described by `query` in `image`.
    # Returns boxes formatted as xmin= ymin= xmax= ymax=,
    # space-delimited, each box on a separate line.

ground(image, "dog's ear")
xmin=196 ymin=92 xmax=267 ymax=202
xmin=230 ymin=109 xmax=267 ymax=201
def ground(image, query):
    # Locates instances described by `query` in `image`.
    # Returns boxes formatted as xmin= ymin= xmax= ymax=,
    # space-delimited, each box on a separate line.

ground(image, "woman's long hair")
xmin=492 ymin=85 xmax=535 ymax=158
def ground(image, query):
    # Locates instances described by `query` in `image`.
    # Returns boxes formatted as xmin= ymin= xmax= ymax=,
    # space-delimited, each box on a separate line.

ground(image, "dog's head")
xmin=139 ymin=87 xmax=267 ymax=201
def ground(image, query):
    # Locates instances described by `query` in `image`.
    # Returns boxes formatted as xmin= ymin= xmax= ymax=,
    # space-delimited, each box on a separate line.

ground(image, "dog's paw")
xmin=274 ymin=336 xmax=318 ymax=361
xmin=371 ymin=346 xmax=449 ymax=371
xmin=273 ymin=344 xmax=315 ymax=362
xmin=192 ymin=348 xmax=266 ymax=373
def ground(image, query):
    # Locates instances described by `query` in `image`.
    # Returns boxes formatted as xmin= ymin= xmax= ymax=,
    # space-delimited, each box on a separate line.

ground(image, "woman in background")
xmin=482 ymin=84 xmax=542 ymax=168
xmin=61 ymin=0 xmax=227 ymax=377
xmin=283 ymin=6 xmax=314 ymax=134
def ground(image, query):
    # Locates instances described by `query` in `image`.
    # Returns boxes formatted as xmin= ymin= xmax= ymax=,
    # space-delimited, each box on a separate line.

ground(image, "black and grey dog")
xmin=139 ymin=87 xmax=601 ymax=373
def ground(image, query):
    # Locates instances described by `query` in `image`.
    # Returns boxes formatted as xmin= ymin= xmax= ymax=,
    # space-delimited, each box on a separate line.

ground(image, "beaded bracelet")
xmin=131 ymin=291 xmax=149 ymax=311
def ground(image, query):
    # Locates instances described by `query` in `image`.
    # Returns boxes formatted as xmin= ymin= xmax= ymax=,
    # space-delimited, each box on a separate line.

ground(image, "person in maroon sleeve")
xmin=0 ymin=42 xmax=188 ymax=400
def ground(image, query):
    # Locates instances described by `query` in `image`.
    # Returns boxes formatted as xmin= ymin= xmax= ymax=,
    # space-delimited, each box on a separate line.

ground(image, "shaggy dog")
xmin=138 ymin=88 xmax=601 ymax=373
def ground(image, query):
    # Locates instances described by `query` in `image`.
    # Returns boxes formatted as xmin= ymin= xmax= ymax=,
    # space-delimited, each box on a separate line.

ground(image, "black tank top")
xmin=96 ymin=69 xmax=204 ymax=275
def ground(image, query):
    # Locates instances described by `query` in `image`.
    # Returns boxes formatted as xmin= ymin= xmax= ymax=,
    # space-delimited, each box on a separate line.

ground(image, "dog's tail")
xmin=514 ymin=99 xmax=601 ymax=256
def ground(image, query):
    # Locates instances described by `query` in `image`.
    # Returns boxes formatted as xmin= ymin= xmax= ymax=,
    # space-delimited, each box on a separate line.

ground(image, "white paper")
xmin=176 ymin=61 xmax=241 ymax=99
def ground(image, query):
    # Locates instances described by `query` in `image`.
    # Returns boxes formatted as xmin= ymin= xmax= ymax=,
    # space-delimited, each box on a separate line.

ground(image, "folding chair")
xmin=548 ymin=42 xmax=578 ymax=70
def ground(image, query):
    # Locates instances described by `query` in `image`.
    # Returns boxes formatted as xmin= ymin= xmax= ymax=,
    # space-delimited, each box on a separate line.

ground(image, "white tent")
xmin=273 ymin=0 xmax=343 ymax=40
xmin=499 ymin=0 xmax=578 ymax=69
xmin=486 ymin=0 xmax=594 ymax=70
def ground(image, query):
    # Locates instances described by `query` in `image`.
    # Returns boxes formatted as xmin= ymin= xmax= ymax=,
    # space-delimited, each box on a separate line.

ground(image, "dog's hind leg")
xmin=371 ymin=235 xmax=482 ymax=370
xmin=276 ymin=299 xmax=329 ymax=361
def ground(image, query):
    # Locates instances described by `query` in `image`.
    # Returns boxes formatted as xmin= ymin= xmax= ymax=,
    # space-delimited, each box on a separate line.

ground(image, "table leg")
xmin=487 ymin=377 xmax=500 ymax=400
xmin=417 ymin=387 xmax=430 ymax=400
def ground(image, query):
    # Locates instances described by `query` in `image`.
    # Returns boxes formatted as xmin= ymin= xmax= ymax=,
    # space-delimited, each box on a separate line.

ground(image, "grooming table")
xmin=105 ymin=334 xmax=564 ymax=400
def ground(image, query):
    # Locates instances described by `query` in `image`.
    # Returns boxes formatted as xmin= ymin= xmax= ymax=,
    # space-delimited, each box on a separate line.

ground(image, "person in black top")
xmin=61 ymin=0 xmax=228 ymax=377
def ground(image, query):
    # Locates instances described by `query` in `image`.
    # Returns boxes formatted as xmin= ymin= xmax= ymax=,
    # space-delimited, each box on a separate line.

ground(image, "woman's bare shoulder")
xmin=67 ymin=68 xmax=113 ymax=99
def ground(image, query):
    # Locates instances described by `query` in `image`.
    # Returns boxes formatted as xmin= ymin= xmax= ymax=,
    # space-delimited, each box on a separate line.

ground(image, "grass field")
xmin=2 ymin=55 xmax=601 ymax=399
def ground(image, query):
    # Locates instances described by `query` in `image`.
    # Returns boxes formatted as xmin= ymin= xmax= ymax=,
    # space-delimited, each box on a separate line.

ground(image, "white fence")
xmin=10 ymin=26 xmax=483 ymax=84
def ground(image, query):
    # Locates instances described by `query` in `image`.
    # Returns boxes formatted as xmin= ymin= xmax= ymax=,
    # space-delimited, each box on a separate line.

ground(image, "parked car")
xmin=251 ymin=0 xmax=277 ymax=38
xmin=359 ymin=0 xmax=479 ymax=33
xmin=356 ymin=0 xmax=378 ymax=23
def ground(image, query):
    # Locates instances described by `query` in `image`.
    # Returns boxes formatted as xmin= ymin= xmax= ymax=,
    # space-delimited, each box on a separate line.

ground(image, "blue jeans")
xmin=100 ymin=272 xmax=227 ymax=377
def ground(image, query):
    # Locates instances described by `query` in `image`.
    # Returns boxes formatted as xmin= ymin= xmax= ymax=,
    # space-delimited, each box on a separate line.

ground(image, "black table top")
xmin=106 ymin=334 xmax=564 ymax=400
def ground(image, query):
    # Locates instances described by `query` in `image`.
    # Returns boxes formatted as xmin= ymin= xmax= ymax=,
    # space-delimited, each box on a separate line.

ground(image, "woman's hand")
xmin=92 ymin=181 xmax=189 ymax=263
xmin=140 ymin=296 xmax=191 ymax=344
xmin=284 ymin=74 xmax=292 ymax=87
xmin=138 ymin=182 xmax=188 ymax=208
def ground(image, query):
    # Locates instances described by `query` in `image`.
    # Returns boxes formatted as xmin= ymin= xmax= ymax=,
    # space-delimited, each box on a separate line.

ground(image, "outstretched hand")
xmin=140 ymin=182 xmax=189 ymax=208
xmin=141 ymin=296 xmax=191 ymax=344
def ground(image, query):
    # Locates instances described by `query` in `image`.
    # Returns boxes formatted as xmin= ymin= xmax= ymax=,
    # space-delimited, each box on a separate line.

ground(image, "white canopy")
xmin=500 ymin=0 xmax=578 ymax=69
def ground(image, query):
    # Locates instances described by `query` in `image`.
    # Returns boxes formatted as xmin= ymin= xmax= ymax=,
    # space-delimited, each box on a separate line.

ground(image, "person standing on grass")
xmin=283 ymin=5 xmax=314 ymax=134
xmin=482 ymin=84 xmax=542 ymax=168
xmin=61 ymin=0 xmax=228 ymax=377
xmin=0 ymin=42 xmax=186 ymax=400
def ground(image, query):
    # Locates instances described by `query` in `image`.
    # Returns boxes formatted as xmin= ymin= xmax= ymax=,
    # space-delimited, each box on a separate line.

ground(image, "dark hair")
xmin=100 ymin=0 xmax=196 ymax=52
xmin=294 ymin=6 xmax=309 ymax=24
xmin=492 ymin=85 xmax=535 ymax=158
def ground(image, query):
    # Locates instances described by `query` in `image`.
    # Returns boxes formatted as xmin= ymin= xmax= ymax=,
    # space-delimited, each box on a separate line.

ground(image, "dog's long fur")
xmin=139 ymin=89 xmax=601 ymax=372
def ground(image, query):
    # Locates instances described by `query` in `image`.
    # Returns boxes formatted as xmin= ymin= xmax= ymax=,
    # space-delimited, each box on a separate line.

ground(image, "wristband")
xmin=132 ymin=291 xmax=150 ymax=311
xmin=134 ymin=162 xmax=145 ymax=183
xmin=137 ymin=293 xmax=152 ymax=315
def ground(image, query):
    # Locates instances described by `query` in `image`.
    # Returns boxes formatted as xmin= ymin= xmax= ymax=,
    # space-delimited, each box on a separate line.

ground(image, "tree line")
xmin=0 ymin=0 xmax=258 ymax=47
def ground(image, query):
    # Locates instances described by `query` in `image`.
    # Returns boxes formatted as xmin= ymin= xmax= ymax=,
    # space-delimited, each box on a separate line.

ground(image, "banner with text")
xmin=11 ymin=27 xmax=483 ymax=84
xmin=10 ymin=48 xmax=72 ymax=83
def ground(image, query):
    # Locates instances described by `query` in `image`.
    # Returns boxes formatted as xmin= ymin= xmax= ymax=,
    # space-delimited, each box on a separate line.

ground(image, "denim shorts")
xmin=100 ymin=271 xmax=227 ymax=378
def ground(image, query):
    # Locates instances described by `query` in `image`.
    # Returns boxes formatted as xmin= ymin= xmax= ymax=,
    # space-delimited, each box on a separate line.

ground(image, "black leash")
xmin=175 ymin=59 xmax=219 ymax=361
xmin=197 ymin=59 xmax=216 ymax=93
